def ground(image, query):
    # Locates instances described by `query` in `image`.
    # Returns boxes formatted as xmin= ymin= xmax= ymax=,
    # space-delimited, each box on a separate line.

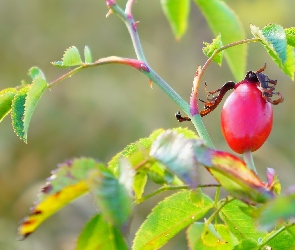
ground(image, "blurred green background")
xmin=0 ymin=0 xmax=295 ymax=249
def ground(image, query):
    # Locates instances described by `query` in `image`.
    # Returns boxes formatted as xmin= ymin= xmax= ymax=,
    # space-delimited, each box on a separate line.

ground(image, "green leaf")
xmin=109 ymin=127 xmax=196 ymax=178
xmin=232 ymin=239 xmax=258 ymax=250
xmin=62 ymin=46 xmax=83 ymax=66
xmin=195 ymin=150 xmax=274 ymax=204
xmin=51 ymin=46 xmax=83 ymax=67
xmin=260 ymin=225 xmax=295 ymax=250
xmin=28 ymin=67 xmax=46 ymax=80
xmin=87 ymin=167 xmax=132 ymax=230
xmin=132 ymin=190 xmax=213 ymax=250
xmin=18 ymin=158 xmax=99 ymax=239
xmin=256 ymin=193 xmax=295 ymax=231
xmin=150 ymin=129 xmax=199 ymax=188
xmin=118 ymin=157 xmax=135 ymax=197
xmin=160 ymin=0 xmax=190 ymax=39
xmin=194 ymin=0 xmax=246 ymax=80
xmin=10 ymin=69 xmax=47 ymax=142
xmin=285 ymin=27 xmax=295 ymax=47
xmin=108 ymin=129 xmax=172 ymax=200
xmin=23 ymin=75 xmax=47 ymax=142
xmin=76 ymin=214 xmax=128 ymax=250
xmin=51 ymin=61 xmax=63 ymax=67
xmin=251 ymin=24 xmax=294 ymax=79
xmin=0 ymin=88 xmax=17 ymax=122
xmin=187 ymin=222 xmax=204 ymax=249
xmin=283 ymin=45 xmax=295 ymax=80
xmin=219 ymin=199 xmax=267 ymax=242
xmin=84 ymin=46 xmax=92 ymax=63
xmin=11 ymin=86 xmax=30 ymax=141
xmin=262 ymin=24 xmax=287 ymax=62
xmin=108 ymin=129 xmax=164 ymax=177
xmin=203 ymin=34 xmax=224 ymax=66
xmin=187 ymin=222 xmax=238 ymax=249
xmin=133 ymin=169 xmax=148 ymax=199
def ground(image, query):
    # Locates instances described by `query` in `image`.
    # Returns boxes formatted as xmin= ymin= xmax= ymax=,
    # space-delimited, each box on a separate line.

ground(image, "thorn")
xmin=106 ymin=9 xmax=113 ymax=18
xmin=132 ymin=21 xmax=140 ymax=31
xmin=134 ymin=21 xmax=140 ymax=27
xmin=149 ymin=79 xmax=153 ymax=89
xmin=140 ymin=63 xmax=149 ymax=72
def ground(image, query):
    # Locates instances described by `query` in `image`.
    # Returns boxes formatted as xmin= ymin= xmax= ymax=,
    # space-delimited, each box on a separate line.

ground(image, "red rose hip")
xmin=221 ymin=80 xmax=273 ymax=154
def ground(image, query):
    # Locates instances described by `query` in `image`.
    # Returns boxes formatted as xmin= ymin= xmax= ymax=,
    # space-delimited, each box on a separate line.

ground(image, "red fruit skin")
xmin=221 ymin=80 xmax=273 ymax=154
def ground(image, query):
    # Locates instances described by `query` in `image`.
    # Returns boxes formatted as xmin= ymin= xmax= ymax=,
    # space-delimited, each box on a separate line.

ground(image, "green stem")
xmin=214 ymin=186 xmax=221 ymax=206
xmin=190 ymin=38 xmax=260 ymax=120
xmin=258 ymin=224 xmax=295 ymax=248
xmin=243 ymin=150 xmax=257 ymax=174
xmin=205 ymin=197 xmax=234 ymax=226
xmin=48 ymin=56 xmax=147 ymax=88
xmin=136 ymin=184 xmax=220 ymax=204
xmin=191 ymin=114 xmax=214 ymax=148
xmin=197 ymin=38 xmax=260 ymax=87
xmin=108 ymin=2 xmax=214 ymax=147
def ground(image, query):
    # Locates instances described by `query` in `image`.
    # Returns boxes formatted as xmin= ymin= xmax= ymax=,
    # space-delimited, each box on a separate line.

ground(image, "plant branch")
xmin=205 ymin=197 xmax=235 ymax=226
xmin=136 ymin=184 xmax=220 ymax=204
xmin=259 ymin=224 xmax=295 ymax=248
xmin=105 ymin=2 xmax=215 ymax=146
xmin=48 ymin=56 xmax=149 ymax=88
xmin=190 ymin=38 xmax=260 ymax=117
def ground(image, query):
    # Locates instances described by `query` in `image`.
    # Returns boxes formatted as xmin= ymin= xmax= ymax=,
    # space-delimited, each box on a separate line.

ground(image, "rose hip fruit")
xmin=221 ymin=79 xmax=273 ymax=154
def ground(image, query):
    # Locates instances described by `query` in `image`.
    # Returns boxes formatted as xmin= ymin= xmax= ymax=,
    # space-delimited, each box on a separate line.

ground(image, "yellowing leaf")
xmin=151 ymin=129 xmax=275 ymax=204
xmin=18 ymin=182 xmax=88 ymax=239
xmin=18 ymin=158 xmax=99 ymax=239
xmin=202 ymin=150 xmax=274 ymax=204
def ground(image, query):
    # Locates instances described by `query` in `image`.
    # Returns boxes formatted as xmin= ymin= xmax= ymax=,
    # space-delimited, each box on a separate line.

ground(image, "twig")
xmin=136 ymin=184 xmax=220 ymax=204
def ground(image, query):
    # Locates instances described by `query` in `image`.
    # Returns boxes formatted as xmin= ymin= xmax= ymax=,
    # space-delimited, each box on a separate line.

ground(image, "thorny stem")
xmin=49 ymin=3 xmax=260 ymax=161
xmin=136 ymin=184 xmax=220 ymax=204
xmin=48 ymin=56 xmax=149 ymax=88
xmin=107 ymin=1 xmax=215 ymax=146
xmin=109 ymin=2 xmax=147 ymax=62
xmin=243 ymin=150 xmax=257 ymax=174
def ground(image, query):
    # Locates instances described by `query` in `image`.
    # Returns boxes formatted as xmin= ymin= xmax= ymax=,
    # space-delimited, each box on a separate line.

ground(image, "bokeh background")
xmin=0 ymin=0 xmax=295 ymax=249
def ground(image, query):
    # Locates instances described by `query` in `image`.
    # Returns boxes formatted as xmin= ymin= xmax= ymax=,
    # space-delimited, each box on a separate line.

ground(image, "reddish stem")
xmin=105 ymin=0 xmax=116 ymax=8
